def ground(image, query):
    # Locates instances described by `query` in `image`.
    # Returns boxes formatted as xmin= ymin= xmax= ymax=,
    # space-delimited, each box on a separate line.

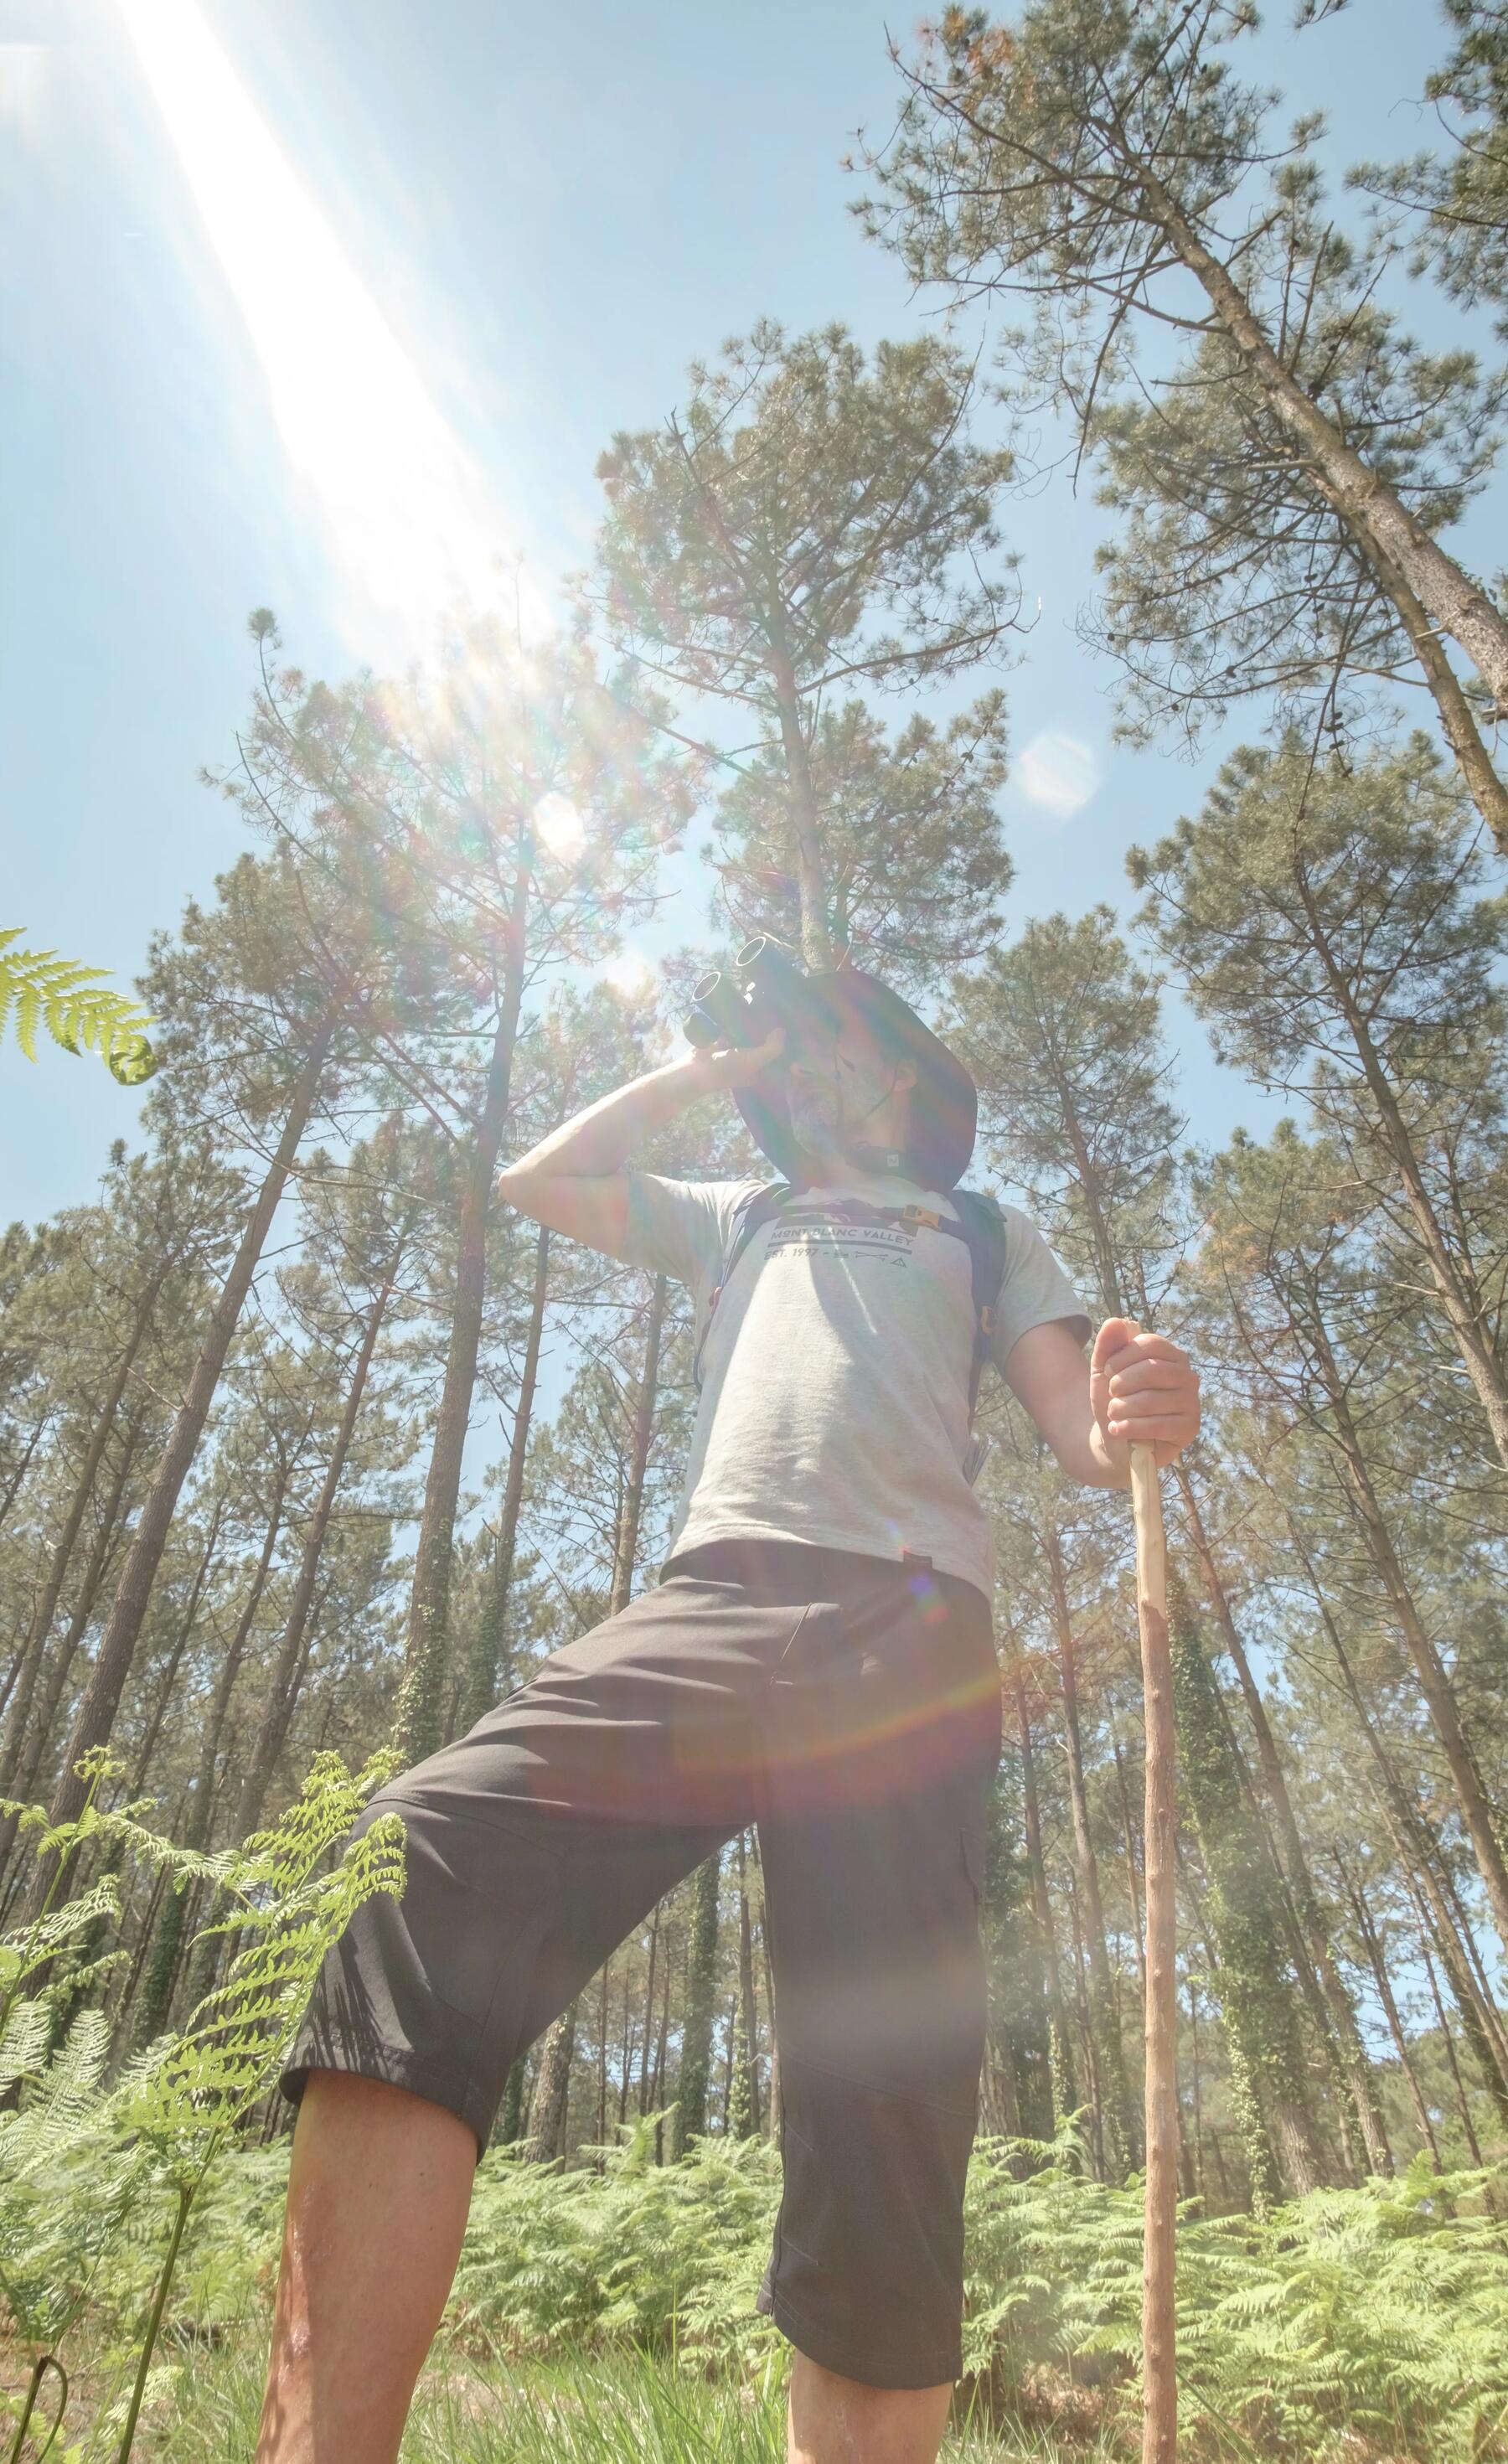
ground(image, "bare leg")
xmin=256 ymin=2071 xmax=476 ymax=2464
xmin=788 ymin=2352 xmax=953 ymax=2464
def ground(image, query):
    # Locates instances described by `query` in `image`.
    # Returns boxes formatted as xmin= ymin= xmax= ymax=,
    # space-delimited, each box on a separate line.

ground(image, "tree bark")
xmin=596 ymin=1958 xmax=612 ymax=2157
xmin=1182 ymin=1470 xmax=1392 ymax=2176
xmin=608 ymin=1275 xmax=668 ymax=1619
xmin=0 ymin=1273 xmax=163 ymax=1800
xmin=637 ymin=1901 xmax=661 ymax=2118
xmin=1007 ymin=1645 xmax=1073 ymax=2127
xmin=1109 ymin=1714 xmax=1146 ymax=1996
xmin=1045 ymin=1526 xmax=1140 ymax=2171
xmin=124 ymin=1487 xmax=230 ymax=1799
xmin=767 ymin=639 xmax=834 ymax=969
xmin=1308 ymin=1316 xmax=1508 ymax=1960
xmin=1168 ymin=1568 xmax=1322 ymax=2202
xmin=1417 ymin=1932 xmax=1486 ymax=2169
xmin=393 ymin=870 xmax=530 ymax=1767
xmin=1305 ymin=1563 xmax=1508 ymax=2122
xmin=458 ymin=1222 xmax=550 ymax=1736
xmin=1350 ymin=519 xmax=1508 ymax=857
xmin=0 ymin=1413 xmax=48 ymax=1547
xmin=736 ymin=1827 xmax=761 ymax=2137
xmin=0 ymin=1412 xmax=146 ymax=1897
xmin=675 ymin=1847 xmax=722 ymax=2149
xmin=652 ymin=1925 xmax=676 ymax=2159
xmin=18 ymin=1011 xmax=339 ymax=1924
xmin=1336 ymin=1851 xmax=1442 ymax=2167
xmin=1294 ymin=872 xmax=1508 ymax=1474
xmin=1137 ymin=161 xmax=1508 ymax=715
xmin=524 ymin=1997 xmax=577 ymax=2162
xmin=235 ymin=1265 xmax=396 ymax=1840
xmin=132 ymin=1464 xmax=296 ymax=2046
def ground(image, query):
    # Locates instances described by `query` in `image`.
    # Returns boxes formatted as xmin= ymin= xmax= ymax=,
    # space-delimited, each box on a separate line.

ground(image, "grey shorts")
xmin=282 ymin=1540 xmax=1002 ymax=2389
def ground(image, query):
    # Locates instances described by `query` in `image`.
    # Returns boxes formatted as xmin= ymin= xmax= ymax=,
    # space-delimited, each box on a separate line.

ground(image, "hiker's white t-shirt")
xmin=622 ymin=1168 xmax=1088 ymax=1598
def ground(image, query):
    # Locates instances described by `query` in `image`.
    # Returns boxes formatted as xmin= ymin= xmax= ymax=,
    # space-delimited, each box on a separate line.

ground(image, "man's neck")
xmin=797 ymin=1141 xmax=915 ymax=1186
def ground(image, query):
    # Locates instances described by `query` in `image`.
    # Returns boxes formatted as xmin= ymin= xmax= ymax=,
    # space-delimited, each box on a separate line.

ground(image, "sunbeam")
xmin=115 ymin=0 xmax=545 ymax=653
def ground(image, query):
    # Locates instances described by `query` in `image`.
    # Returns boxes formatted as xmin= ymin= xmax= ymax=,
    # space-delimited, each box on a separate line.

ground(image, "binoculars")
xmin=682 ymin=938 xmax=839 ymax=1061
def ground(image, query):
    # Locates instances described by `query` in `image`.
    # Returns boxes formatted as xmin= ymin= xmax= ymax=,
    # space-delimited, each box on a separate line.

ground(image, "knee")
xmin=788 ymin=2351 xmax=953 ymax=2464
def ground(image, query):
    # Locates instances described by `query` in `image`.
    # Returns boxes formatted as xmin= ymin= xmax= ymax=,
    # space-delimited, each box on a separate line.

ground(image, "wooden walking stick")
xmin=1130 ymin=1435 xmax=1177 ymax=2464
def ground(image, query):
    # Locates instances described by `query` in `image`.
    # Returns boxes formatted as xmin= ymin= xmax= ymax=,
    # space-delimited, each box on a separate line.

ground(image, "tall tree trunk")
xmin=1108 ymin=1715 xmax=1146 ymax=1996
xmin=524 ymin=1997 xmax=576 ymax=2162
xmin=1417 ymin=1933 xmax=1486 ymax=2170
xmin=1185 ymin=1475 xmax=1392 ymax=2175
xmin=617 ymin=1960 xmax=635 ymax=2129
xmin=1437 ymin=1855 xmax=1508 ymax=2076
xmin=394 ymin=873 xmax=530 ymax=1766
xmin=1387 ymin=1808 xmax=1508 ymax=2136
xmin=458 ymin=1222 xmax=550 ymax=1735
xmin=0 ymin=1412 xmax=146 ymax=1895
xmin=1336 ymin=1852 xmax=1442 ymax=2167
xmin=1138 ymin=163 xmax=1508 ymax=739
xmin=18 ymin=1014 xmax=338 ymax=1924
xmin=608 ymin=1275 xmax=668 ymax=1619
xmin=123 ymin=1487 xmax=230 ymax=1796
xmin=1044 ymin=1528 xmax=1140 ymax=2172
xmin=1007 ymin=1646 xmax=1073 ymax=2127
xmin=767 ymin=638 xmax=834 ymax=969
xmin=1168 ymin=1570 xmax=1323 ymax=2204
xmin=132 ymin=1465 xmax=297 ymax=2048
xmin=736 ymin=1828 xmax=760 ymax=2138
xmin=1352 ymin=519 xmax=1508 ymax=853
xmin=676 ymin=1847 xmax=722 ymax=2150
xmin=1309 ymin=1573 xmax=1508 ymax=2120
xmin=1 ymin=1276 xmax=163 ymax=1800
xmin=1308 ymin=1317 xmax=1508 ymax=1960
xmin=1294 ymin=875 xmax=1508 ymax=1467
xmin=637 ymin=1902 xmax=660 ymax=2118
xmin=596 ymin=1958 xmax=612 ymax=2157
xmin=235 ymin=1268 xmax=396 ymax=1839
xmin=0 ymin=1413 xmax=48 ymax=1546
xmin=652 ymin=1925 xmax=676 ymax=2159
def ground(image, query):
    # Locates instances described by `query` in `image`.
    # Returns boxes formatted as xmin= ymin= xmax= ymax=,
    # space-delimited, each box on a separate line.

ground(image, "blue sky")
xmin=0 ymin=0 xmax=1484 ymax=1227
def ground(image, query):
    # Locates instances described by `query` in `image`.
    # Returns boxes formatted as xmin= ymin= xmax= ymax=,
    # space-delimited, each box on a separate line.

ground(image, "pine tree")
xmin=865 ymin=1 xmax=1508 ymax=815
xmin=592 ymin=320 xmax=1015 ymax=962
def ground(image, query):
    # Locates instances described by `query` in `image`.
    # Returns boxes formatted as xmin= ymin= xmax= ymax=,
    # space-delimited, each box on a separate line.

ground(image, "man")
xmin=259 ymin=965 xmax=1200 ymax=2464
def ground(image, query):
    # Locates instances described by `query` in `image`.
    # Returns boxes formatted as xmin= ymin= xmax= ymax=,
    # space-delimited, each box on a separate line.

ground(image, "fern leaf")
xmin=0 ymin=927 xmax=156 ymax=1082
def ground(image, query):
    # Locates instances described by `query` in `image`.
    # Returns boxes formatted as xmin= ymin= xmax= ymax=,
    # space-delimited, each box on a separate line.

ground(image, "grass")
xmin=132 ymin=2337 xmax=1108 ymax=2464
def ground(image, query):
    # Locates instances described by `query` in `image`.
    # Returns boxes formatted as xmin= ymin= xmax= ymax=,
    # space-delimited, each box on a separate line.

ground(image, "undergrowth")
xmin=0 ymin=1749 xmax=403 ymax=2461
xmin=74 ymin=2118 xmax=1508 ymax=2464
xmin=4 ymin=1761 xmax=1508 ymax=2461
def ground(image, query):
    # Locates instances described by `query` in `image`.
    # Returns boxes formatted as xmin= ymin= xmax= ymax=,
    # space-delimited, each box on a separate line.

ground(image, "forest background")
xmin=8 ymin=1 xmax=1508 ymax=2458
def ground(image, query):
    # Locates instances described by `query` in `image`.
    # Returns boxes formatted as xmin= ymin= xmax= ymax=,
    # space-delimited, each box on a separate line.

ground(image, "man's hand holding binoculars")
xmin=683 ymin=1027 xmax=787 ymax=1095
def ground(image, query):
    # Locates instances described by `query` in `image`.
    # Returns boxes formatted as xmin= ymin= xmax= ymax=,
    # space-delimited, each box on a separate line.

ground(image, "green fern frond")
xmin=0 ymin=926 xmax=156 ymax=1083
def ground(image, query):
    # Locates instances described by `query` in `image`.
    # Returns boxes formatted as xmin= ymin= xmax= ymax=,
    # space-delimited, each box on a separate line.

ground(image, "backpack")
xmin=690 ymin=1182 xmax=1010 ymax=1480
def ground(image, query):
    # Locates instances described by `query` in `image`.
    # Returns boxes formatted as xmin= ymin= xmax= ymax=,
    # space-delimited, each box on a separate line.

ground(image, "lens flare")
xmin=602 ymin=949 xmax=654 ymax=996
xmin=115 ymin=0 xmax=545 ymax=653
xmin=533 ymin=792 xmax=585 ymax=860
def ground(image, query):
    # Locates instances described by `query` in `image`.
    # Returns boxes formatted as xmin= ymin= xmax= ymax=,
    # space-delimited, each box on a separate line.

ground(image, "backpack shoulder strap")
xmin=948 ymin=1189 xmax=1011 ymax=1418
xmin=692 ymin=1182 xmax=791 ymax=1389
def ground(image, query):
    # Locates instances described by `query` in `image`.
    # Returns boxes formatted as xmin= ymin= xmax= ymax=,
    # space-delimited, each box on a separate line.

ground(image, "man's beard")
xmin=785 ymin=1077 xmax=844 ymax=1155
xmin=786 ymin=1064 xmax=897 ymax=1166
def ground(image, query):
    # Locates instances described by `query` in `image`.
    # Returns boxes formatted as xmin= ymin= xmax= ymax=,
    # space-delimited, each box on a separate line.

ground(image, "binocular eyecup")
xmin=682 ymin=937 xmax=835 ymax=1060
